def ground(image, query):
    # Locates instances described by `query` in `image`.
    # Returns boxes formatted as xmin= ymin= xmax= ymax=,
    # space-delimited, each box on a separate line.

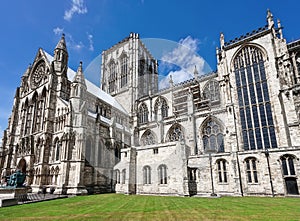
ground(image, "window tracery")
xmin=203 ymin=80 xmax=220 ymax=103
xmin=108 ymin=61 xmax=117 ymax=93
xmin=138 ymin=103 xmax=148 ymax=124
xmin=154 ymin=98 xmax=168 ymax=120
xmin=167 ymin=124 xmax=183 ymax=142
xmin=120 ymin=55 xmax=128 ymax=87
xmin=141 ymin=130 xmax=156 ymax=146
xmin=234 ymin=45 xmax=277 ymax=150
xmin=202 ymin=118 xmax=224 ymax=152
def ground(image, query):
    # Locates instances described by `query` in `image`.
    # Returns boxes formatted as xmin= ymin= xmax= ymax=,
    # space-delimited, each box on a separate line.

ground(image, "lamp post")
xmin=264 ymin=148 xmax=275 ymax=197
xmin=207 ymin=151 xmax=217 ymax=197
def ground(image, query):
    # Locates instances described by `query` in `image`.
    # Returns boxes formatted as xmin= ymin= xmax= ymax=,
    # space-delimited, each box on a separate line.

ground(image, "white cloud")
xmin=53 ymin=30 xmax=95 ymax=52
xmin=53 ymin=27 xmax=64 ymax=35
xmin=158 ymin=36 xmax=211 ymax=89
xmin=64 ymin=0 xmax=88 ymax=21
xmin=87 ymin=34 xmax=94 ymax=51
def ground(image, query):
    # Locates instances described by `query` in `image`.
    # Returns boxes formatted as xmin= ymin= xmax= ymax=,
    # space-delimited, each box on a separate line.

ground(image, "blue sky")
xmin=0 ymin=0 xmax=300 ymax=138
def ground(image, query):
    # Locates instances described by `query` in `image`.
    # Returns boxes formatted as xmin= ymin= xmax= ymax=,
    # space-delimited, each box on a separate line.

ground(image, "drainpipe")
xmin=264 ymin=149 xmax=275 ymax=197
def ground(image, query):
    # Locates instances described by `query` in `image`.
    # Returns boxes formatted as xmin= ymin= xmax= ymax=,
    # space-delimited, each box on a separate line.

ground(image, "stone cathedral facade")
xmin=1 ymin=11 xmax=300 ymax=196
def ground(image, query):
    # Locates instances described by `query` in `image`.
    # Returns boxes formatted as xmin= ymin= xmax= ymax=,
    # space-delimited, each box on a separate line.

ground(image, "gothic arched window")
xmin=141 ymin=130 xmax=156 ymax=146
xmin=234 ymin=45 xmax=277 ymax=151
xmin=202 ymin=118 xmax=224 ymax=152
xmin=167 ymin=124 xmax=183 ymax=142
xmin=108 ymin=61 xmax=117 ymax=93
xmin=203 ymin=80 xmax=220 ymax=103
xmin=154 ymin=98 xmax=168 ymax=120
xmin=138 ymin=103 xmax=148 ymax=124
xmin=55 ymin=140 xmax=60 ymax=161
xmin=161 ymin=99 xmax=168 ymax=118
xmin=120 ymin=55 xmax=128 ymax=88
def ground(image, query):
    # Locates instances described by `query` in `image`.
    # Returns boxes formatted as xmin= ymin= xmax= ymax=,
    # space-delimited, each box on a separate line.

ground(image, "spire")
xmin=194 ymin=65 xmax=199 ymax=80
xmin=220 ymin=32 xmax=225 ymax=48
xmin=73 ymin=61 xmax=86 ymax=87
xmin=169 ymin=75 xmax=174 ymax=87
xmin=55 ymin=33 xmax=67 ymax=52
xmin=267 ymin=9 xmax=274 ymax=29
xmin=277 ymin=19 xmax=283 ymax=39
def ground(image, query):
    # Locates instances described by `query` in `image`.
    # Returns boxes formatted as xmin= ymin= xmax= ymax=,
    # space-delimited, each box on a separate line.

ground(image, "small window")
xmin=188 ymin=168 xmax=197 ymax=181
xmin=122 ymin=169 xmax=126 ymax=184
xmin=217 ymin=160 xmax=227 ymax=183
xmin=281 ymin=155 xmax=296 ymax=176
xmin=143 ymin=166 xmax=151 ymax=184
xmin=158 ymin=165 xmax=167 ymax=184
xmin=153 ymin=148 xmax=158 ymax=154
xmin=245 ymin=158 xmax=258 ymax=183
xmin=115 ymin=170 xmax=120 ymax=184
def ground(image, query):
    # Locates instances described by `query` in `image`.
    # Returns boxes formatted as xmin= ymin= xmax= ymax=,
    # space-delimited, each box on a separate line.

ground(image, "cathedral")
xmin=1 ymin=10 xmax=300 ymax=196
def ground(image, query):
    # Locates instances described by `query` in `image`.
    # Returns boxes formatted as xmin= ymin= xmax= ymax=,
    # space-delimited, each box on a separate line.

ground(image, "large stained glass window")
xmin=234 ymin=46 xmax=277 ymax=150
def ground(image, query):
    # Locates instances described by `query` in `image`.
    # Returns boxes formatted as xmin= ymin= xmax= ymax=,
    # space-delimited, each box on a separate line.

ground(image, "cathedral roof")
xmin=44 ymin=51 xmax=127 ymax=114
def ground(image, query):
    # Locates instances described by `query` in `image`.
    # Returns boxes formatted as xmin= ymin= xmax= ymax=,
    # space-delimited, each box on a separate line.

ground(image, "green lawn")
xmin=0 ymin=194 xmax=299 ymax=221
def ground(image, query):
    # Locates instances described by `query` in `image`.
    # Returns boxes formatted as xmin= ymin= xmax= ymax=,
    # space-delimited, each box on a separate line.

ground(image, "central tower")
xmin=100 ymin=33 xmax=158 ymax=116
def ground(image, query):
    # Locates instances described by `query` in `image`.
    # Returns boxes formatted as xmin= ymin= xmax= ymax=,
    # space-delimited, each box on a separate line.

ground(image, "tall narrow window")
xmin=217 ymin=159 xmax=228 ymax=183
xmin=143 ymin=166 xmax=151 ymax=184
xmin=202 ymin=118 xmax=224 ymax=152
xmin=108 ymin=62 xmax=117 ymax=93
xmin=234 ymin=46 xmax=277 ymax=150
xmin=138 ymin=103 xmax=148 ymax=124
xmin=85 ymin=138 xmax=92 ymax=165
xmin=122 ymin=169 xmax=126 ymax=184
xmin=120 ymin=55 xmax=128 ymax=88
xmin=158 ymin=165 xmax=167 ymax=184
xmin=25 ymin=105 xmax=33 ymax=135
xmin=161 ymin=99 xmax=168 ymax=118
xmin=115 ymin=170 xmax=120 ymax=184
xmin=245 ymin=157 xmax=258 ymax=183
xmin=55 ymin=141 xmax=60 ymax=161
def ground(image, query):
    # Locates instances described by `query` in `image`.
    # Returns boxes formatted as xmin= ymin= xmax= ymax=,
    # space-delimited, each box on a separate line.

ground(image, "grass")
xmin=0 ymin=194 xmax=299 ymax=220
